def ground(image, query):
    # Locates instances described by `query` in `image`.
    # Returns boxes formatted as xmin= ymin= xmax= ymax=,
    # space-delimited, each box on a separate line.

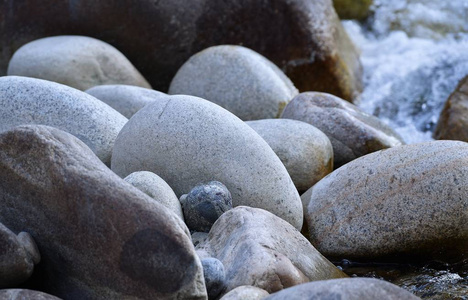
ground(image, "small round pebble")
xmin=202 ymin=257 xmax=226 ymax=300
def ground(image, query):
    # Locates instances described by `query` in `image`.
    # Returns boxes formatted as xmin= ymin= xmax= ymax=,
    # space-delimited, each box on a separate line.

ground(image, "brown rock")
xmin=0 ymin=289 xmax=62 ymax=300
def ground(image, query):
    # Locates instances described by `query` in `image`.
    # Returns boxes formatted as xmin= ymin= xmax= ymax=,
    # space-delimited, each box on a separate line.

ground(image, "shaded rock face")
xmin=264 ymin=278 xmax=420 ymax=300
xmin=196 ymin=207 xmax=346 ymax=294
xmin=306 ymin=141 xmax=468 ymax=263
xmin=112 ymin=94 xmax=303 ymax=229
xmin=0 ymin=76 xmax=127 ymax=166
xmin=0 ymin=125 xmax=206 ymax=299
xmin=281 ymin=92 xmax=404 ymax=168
xmin=434 ymin=75 xmax=468 ymax=142
xmin=333 ymin=0 xmax=373 ymax=20
xmin=0 ymin=0 xmax=362 ymax=101
xmin=219 ymin=286 xmax=269 ymax=300
xmin=0 ymin=289 xmax=63 ymax=300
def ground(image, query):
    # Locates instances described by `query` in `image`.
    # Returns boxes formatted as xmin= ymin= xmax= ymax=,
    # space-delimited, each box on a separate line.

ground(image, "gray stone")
xmin=220 ymin=286 xmax=269 ymax=300
xmin=264 ymin=278 xmax=420 ymax=300
xmin=124 ymin=171 xmax=183 ymax=220
xmin=281 ymin=92 xmax=404 ymax=168
xmin=0 ymin=289 xmax=63 ymax=300
xmin=246 ymin=119 xmax=333 ymax=192
xmin=111 ymin=94 xmax=303 ymax=229
xmin=0 ymin=125 xmax=206 ymax=299
xmin=7 ymin=36 xmax=151 ymax=91
xmin=86 ymin=84 xmax=167 ymax=119
xmin=306 ymin=141 xmax=468 ymax=262
xmin=0 ymin=76 xmax=127 ymax=166
xmin=169 ymin=45 xmax=298 ymax=120
xmin=192 ymin=232 xmax=209 ymax=248
xmin=196 ymin=207 xmax=346 ymax=294
xmin=180 ymin=181 xmax=232 ymax=232
xmin=201 ymin=257 xmax=226 ymax=299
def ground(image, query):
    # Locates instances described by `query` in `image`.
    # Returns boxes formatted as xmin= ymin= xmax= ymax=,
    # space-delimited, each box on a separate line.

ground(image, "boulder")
xmin=196 ymin=207 xmax=346 ymax=294
xmin=0 ymin=289 xmax=62 ymax=300
xmin=0 ymin=76 xmax=127 ymax=166
xmin=281 ymin=92 xmax=404 ymax=168
xmin=169 ymin=45 xmax=298 ymax=120
xmin=333 ymin=0 xmax=373 ymax=20
xmin=86 ymin=85 xmax=166 ymax=119
xmin=0 ymin=125 xmax=206 ymax=299
xmin=8 ymin=36 xmax=151 ymax=91
xmin=434 ymin=75 xmax=468 ymax=142
xmin=111 ymin=94 xmax=303 ymax=229
xmin=246 ymin=119 xmax=333 ymax=192
xmin=0 ymin=0 xmax=362 ymax=101
xmin=220 ymin=286 xmax=269 ymax=300
xmin=306 ymin=141 xmax=468 ymax=262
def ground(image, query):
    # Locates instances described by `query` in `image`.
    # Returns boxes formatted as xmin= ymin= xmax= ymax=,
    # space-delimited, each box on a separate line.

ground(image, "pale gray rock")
xmin=124 ymin=171 xmax=183 ymax=220
xmin=0 ymin=289 xmax=63 ymax=300
xmin=0 ymin=76 xmax=127 ymax=166
xmin=0 ymin=125 xmax=206 ymax=299
xmin=86 ymin=85 xmax=166 ymax=119
xmin=281 ymin=92 xmax=404 ymax=168
xmin=169 ymin=45 xmax=298 ymax=121
xmin=246 ymin=119 xmax=333 ymax=192
xmin=306 ymin=141 xmax=468 ymax=262
xmin=112 ymin=94 xmax=303 ymax=229
xmin=7 ymin=36 xmax=151 ymax=91
xmin=220 ymin=286 xmax=269 ymax=300
xmin=201 ymin=257 xmax=226 ymax=299
xmin=196 ymin=207 xmax=346 ymax=294
xmin=264 ymin=278 xmax=420 ymax=300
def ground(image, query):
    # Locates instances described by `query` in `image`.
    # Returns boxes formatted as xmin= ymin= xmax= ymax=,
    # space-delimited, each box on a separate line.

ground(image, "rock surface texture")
xmin=219 ymin=286 xmax=269 ymax=300
xmin=0 ymin=289 xmax=63 ymax=300
xmin=306 ymin=141 xmax=468 ymax=262
xmin=7 ymin=36 xmax=151 ymax=91
xmin=0 ymin=125 xmax=206 ymax=299
xmin=112 ymin=95 xmax=303 ymax=229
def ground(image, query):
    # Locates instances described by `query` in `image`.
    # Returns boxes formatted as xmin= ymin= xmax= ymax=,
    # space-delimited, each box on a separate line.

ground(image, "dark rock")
xmin=0 ymin=289 xmax=62 ymax=300
xmin=201 ymin=257 xmax=226 ymax=299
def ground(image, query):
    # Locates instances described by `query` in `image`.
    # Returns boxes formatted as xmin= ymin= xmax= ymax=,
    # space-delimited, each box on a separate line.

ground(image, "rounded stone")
xmin=0 ymin=76 xmax=127 ymax=166
xmin=86 ymin=85 xmax=167 ymax=119
xmin=281 ymin=92 xmax=404 ymax=168
xmin=201 ymin=257 xmax=226 ymax=299
xmin=7 ymin=36 xmax=151 ymax=91
xmin=0 ymin=289 xmax=63 ymax=300
xmin=111 ymin=94 xmax=303 ymax=229
xmin=124 ymin=171 xmax=183 ymax=220
xmin=17 ymin=232 xmax=41 ymax=265
xmin=246 ymin=119 xmax=333 ymax=192
xmin=220 ymin=286 xmax=269 ymax=300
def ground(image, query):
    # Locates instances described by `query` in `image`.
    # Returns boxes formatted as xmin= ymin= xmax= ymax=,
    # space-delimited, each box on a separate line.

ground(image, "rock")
xmin=111 ymin=94 xmax=303 ymax=229
xmin=264 ymin=278 xmax=420 ymax=300
xmin=306 ymin=140 xmax=468 ymax=262
xmin=220 ymin=286 xmax=269 ymax=300
xmin=169 ymin=45 xmax=298 ymax=120
xmin=201 ymin=258 xmax=226 ymax=299
xmin=246 ymin=119 xmax=333 ymax=192
xmin=86 ymin=85 xmax=166 ymax=119
xmin=180 ymin=181 xmax=233 ymax=232
xmin=0 ymin=125 xmax=206 ymax=299
xmin=0 ymin=0 xmax=362 ymax=101
xmin=7 ymin=36 xmax=151 ymax=91
xmin=0 ymin=76 xmax=127 ymax=166
xmin=0 ymin=223 xmax=40 ymax=288
xmin=192 ymin=232 xmax=209 ymax=248
xmin=434 ymin=75 xmax=468 ymax=142
xmin=123 ymin=171 xmax=183 ymax=220
xmin=196 ymin=207 xmax=346 ymax=294
xmin=333 ymin=0 xmax=373 ymax=20
xmin=0 ymin=289 xmax=63 ymax=300
xmin=281 ymin=92 xmax=404 ymax=168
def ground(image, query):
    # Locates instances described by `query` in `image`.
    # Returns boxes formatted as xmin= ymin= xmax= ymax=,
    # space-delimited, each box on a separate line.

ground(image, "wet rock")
xmin=112 ymin=94 xmax=303 ymax=229
xmin=281 ymin=92 xmax=404 ymax=168
xmin=434 ymin=75 xmax=468 ymax=142
xmin=246 ymin=119 xmax=333 ymax=192
xmin=0 ymin=125 xmax=206 ymax=299
xmin=124 ymin=171 xmax=183 ymax=220
xmin=0 ymin=76 xmax=127 ymax=166
xmin=306 ymin=141 xmax=468 ymax=262
xmin=196 ymin=207 xmax=346 ymax=294
xmin=201 ymin=258 xmax=226 ymax=299
xmin=8 ymin=36 xmax=151 ymax=91
xmin=180 ymin=181 xmax=232 ymax=233
xmin=264 ymin=278 xmax=420 ymax=300
xmin=0 ymin=0 xmax=362 ymax=101
xmin=0 ymin=289 xmax=62 ymax=300
xmin=86 ymin=85 xmax=166 ymax=119
xmin=169 ymin=45 xmax=297 ymax=120
xmin=220 ymin=286 xmax=269 ymax=300
xmin=333 ymin=0 xmax=373 ymax=20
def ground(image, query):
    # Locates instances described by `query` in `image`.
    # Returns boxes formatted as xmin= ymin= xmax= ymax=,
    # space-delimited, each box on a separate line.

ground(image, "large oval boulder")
xmin=0 ymin=76 xmax=127 ymax=166
xmin=0 ymin=125 xmax=206 ymax=299
xmin=306 ymin=141 xmax=468 ymax=262
xmin=7 ymin=36 xmax=151 ymax=91
xmin=111 ymin=95 xmax=303 ymax=229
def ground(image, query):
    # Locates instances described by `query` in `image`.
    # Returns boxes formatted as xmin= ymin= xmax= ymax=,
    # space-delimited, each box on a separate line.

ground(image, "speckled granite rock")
xmin=0 ymin=289 xmax=63 ymax=300
xmin=8 ymin=36 xmax=151 ymax=91
xmin=306 ymin=141 xmax=468 ymax=262
xmin=0 ymin=76 xmax=127 ymax=166
xmin=220 ymin=286 xmax=269 ymax=300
